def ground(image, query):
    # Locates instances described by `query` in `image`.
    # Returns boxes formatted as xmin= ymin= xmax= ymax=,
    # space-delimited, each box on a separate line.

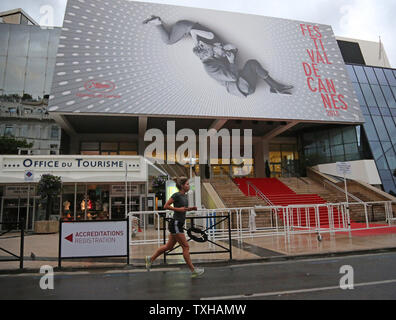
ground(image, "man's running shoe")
xmin=191 ymin=267 xmax=205 ymax=278
xmin=145 ymin=256 xmax=152 ymax=271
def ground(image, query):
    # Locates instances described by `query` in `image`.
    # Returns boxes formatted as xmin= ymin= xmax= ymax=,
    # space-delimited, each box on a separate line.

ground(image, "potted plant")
xmin=34 ymin=174 xmax=62 ymax=234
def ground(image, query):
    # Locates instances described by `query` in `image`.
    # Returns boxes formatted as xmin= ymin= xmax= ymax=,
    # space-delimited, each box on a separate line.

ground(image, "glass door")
xmin=110 ymin=196 xmax=126 ymax=220
xmin=270 ymin=144 xmax=299 ymax=177
xmin=1 ymin=198 xmax=19 ymax=230
xmin=19 ymin=197 xmax=35 ymax=230
xmin=140 ymin=194 xmax=155 ymax=226
xmin=1 ymin=197 xmax=35 ymax=231
xmin=269 ymin=150 xmax=282 ymax=178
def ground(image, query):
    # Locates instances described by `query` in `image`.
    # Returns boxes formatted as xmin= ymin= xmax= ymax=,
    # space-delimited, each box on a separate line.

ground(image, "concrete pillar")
xmin=69 ymin=134 xmax=80 ymax=154
xmin=138 ymin=117 xmax=148 ymax=156
xmin=254 ymin=138 xmax=270 ymax=178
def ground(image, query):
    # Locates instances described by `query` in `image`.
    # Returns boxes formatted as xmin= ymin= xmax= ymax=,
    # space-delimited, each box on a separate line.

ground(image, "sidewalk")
xmin=1 ymin=228 xmax=396 ymax=273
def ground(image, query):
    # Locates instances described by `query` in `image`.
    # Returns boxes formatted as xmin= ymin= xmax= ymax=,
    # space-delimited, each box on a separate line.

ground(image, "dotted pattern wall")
xmin=49 ymin=0 xmax=364 ymax=123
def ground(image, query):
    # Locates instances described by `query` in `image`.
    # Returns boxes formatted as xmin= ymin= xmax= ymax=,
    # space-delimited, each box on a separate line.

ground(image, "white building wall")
xmin=312 ymin=160 xmax=382 ymax=185
xmin=336 ymin=36 xmax=391 ymax=68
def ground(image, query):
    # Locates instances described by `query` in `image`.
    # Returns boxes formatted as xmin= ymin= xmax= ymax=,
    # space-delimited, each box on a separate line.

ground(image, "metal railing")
xmin=127 ymin=200 xmax=396 ymax=246
xmin=323 ymin=179 xmax=365 ymax=203
xmin=246 ymin=181 xmax=275 ymax=206
xmin=0 ymin=220 xmax=25 ymax=269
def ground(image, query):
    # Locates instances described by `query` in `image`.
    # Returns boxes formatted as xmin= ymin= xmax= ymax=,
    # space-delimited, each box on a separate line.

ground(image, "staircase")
xmin=234 ymin=177 xmax=344 ymax=228
xmin=210 ymin=177 xmax=268 ymax=208
xmin=209 ymin=177 xmax=272 ymax=228
xmin=156 ymin=163 xmax=189 ymax=178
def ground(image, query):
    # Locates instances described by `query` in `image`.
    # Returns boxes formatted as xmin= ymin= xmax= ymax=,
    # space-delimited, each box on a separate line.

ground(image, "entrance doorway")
xmin=269 ymin=144 xmax=300 ymax=177
xmin=1 ymin=197 xmax=38 ymax=231
xmin=210 ymin=159 xmax=255 ymax=178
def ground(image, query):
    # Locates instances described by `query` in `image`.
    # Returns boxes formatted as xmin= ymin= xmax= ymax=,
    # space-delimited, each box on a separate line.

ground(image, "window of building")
xmin=330 ymin=129 xmax=343 ymax=146
xmin=391 ymin=87 xmax=396 ymax=102
xmin=353 ymin=66 xmax=369 ymax=83
xmin=363 ymin=117 xmax=379 ymax=141
xmin=50 ymin=126 xmax=59 ymax=139
xmin=345 ymin=65 xmax=358 ymax=82
xmin=352 ymin=83 xmax=366 ymax=106
xmin=381 ymin=86 xmax=396 ymax=108
xmin=21 ymin=125 xmax=28 ymax=137
xmin=382 ymin=179 xmax=396 ymax=194
xmin=80 ymin=141 xmax=138 ymax=155
xmin=385 ymin=148 xmax=396 ymax=170
xmin=342 ymin=127 xmax=358 ymax=144
xmin=380 ymin=108 xmax=391 ymax=116
xmin=371 ymin=85 xmax=387 ymax=107
xmin=373 ymin=68 xmax=388 ymax=85
xmin=81 ymin=142 xmax=100 ymax=155
xmin=375 ymin=155 xmax=388 ymax=170
xmin=383 ymin=117 xmax=396 ymax=143
xmin=101 ymin=142 xmax=118 ymax=151
xmin=364 ymin=67 xmax=378 ymax=85
xmin=360 ymin=106 xmax=369 ymax=115
xmin=370 ymin=141 xmax=384 ymax=160
xmin=360 ymin=84 xmax=377 ymax=107
xmin=372 ymin=116 xmax=390 ymax=141
xmin=369 ymin=107 xmax=381 ymax=116
xmin=4 ymin=125 xmax=14 ymax=136
xmin=381 ymin=142 xmax=392 ymax=155
xmin=337 ymin=41 xmax=366 ymax=65
xmin=384 ymin=69 xmax=396 ymax=86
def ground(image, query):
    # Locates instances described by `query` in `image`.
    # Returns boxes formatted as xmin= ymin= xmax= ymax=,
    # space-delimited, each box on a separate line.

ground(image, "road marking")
xmin=201 ymin=278 xmax=396 ymax=300
xmin=0 ymin=267 xmax=181 ymax=278
xmin=104 ymin=267 xmax=180 ymax=274
xmin=212 ymin=251 xmax=396 ymax=270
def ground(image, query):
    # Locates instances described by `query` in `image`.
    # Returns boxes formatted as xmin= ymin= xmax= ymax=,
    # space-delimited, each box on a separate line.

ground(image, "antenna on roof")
xmin=378 ymin=35 xmax=383 ymax=66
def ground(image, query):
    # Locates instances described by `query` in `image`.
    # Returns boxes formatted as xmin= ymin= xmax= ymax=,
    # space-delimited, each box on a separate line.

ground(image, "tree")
xmin=0 ymin=136 xmax=33 ymax=154
xmin=37 ymin=174 xmax=62 ymax=221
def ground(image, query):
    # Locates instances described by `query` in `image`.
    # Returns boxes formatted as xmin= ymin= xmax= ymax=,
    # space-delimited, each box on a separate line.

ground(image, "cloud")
xmin=336 ymin=0 xmax=396 ymax=66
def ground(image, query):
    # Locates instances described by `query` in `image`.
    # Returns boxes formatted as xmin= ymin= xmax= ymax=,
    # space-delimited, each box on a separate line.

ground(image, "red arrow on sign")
xmin=65 ymin=233 xmax=73 ymax=243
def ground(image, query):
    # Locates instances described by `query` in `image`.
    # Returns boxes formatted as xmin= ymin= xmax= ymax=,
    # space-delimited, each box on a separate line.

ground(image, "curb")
xmin=1 ymin=246 xmax=396 ymax=275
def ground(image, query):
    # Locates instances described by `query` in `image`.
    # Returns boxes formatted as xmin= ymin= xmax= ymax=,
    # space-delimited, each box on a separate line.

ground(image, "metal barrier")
xmin=162 ymin=214 xmax=232 ymax=263
xmin=127 ymin=201 xmax=396 ymax=246
xmin=0 ymin=220 xmax=25 ymax=269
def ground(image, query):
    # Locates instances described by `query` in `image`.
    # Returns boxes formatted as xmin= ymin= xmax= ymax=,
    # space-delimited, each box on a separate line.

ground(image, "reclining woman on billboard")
xmin=143 ymin=16 xmax=293 ymax=97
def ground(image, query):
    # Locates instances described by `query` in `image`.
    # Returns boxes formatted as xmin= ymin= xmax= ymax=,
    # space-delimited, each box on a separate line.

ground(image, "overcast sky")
xmin=0 ymin=0 xmax=395 ymax=67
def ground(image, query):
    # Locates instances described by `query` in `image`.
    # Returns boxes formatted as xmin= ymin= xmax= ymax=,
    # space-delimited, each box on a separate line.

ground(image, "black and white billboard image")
xmin=49 ymin=0 xmax=364 ymax=123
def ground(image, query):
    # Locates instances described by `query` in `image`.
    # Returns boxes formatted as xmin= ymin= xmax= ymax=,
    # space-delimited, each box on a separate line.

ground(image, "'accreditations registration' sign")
xmin=60 ymin=221 xmax=128 ymax=258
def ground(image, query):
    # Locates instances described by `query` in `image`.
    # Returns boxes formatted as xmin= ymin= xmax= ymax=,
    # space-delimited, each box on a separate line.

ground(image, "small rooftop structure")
xmin=0 ymin=8 xmax=38 ymax=26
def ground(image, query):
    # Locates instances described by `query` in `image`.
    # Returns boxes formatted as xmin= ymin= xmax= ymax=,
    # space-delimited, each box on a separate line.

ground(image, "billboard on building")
xmin=49 ymin=0 xmax=364 ymax=123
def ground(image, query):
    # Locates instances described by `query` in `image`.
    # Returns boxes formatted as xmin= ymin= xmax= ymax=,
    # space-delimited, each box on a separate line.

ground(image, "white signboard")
xmin=5 ymin=185 xmax=36 ymax=197
xmin=0 ymin=155 xmax=147 ymax=184
xmin=60 ymin=221 xmax=128 ymax=258
xmin=111 ymin=184 xmax=139 ymax=196
xmin=336 ymin=162 xmax=352 ymax=175
xmin=24 ymin=170 xmax=34 ymax=182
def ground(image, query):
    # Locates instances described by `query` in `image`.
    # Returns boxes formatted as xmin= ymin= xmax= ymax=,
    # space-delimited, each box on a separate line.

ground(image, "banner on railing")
xmin=58 ymin=219 xmax=129 ymax=267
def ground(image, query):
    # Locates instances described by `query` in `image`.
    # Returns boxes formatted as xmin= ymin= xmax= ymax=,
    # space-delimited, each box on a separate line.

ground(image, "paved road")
xmin=1 ymin=252 xmax=396 ymax=300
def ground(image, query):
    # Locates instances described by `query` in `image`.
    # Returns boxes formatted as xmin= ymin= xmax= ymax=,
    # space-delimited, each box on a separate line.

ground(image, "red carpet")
xmin=234 ymin=178 xmax=344 ymax=227
xmin=337 ymin=223 xmax=396 ymax=236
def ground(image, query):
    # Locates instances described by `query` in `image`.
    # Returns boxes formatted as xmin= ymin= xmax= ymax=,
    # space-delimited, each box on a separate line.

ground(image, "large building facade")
xmin=1 ymin=0 xmax=396 ymax=229
xmin=0 ymin=14 xmax=62 ymax=155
